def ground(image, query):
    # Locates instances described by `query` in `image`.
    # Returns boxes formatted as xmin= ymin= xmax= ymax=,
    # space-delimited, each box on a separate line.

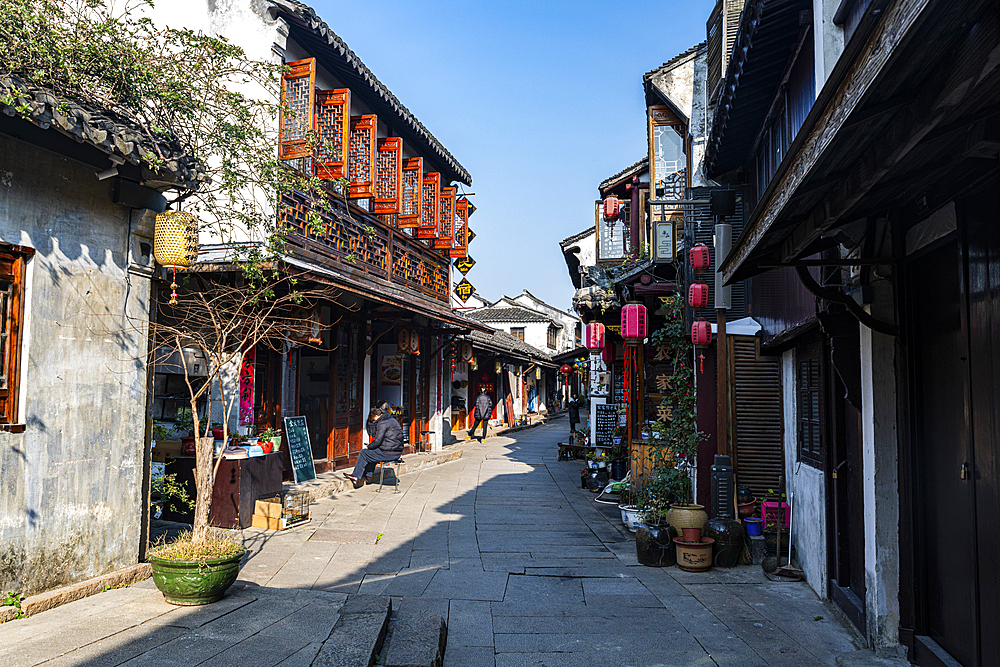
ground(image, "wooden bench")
xmin=558 ymin=444 xmax=589 ymax=461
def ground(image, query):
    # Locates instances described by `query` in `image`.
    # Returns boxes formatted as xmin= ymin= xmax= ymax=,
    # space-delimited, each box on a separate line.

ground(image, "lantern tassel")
xmin=169 ymin=268 xmax=178 ymax=305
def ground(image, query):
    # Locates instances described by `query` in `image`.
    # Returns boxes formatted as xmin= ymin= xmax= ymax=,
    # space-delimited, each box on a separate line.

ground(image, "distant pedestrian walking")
xmin=568 ymin=393 xmax=581 ymax=434
xmin=469 ymin=390 xmax=493 ymax=442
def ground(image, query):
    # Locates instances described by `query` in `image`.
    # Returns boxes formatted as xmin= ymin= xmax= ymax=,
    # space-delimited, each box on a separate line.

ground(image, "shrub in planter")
xmin=148 ymin=531 xmax=246 ymax=605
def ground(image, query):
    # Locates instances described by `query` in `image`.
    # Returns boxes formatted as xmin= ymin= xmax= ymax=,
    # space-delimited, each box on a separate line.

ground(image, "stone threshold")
xmin=282 ymin=447 xmax=465 ymax=503
xmin=0 ymin=563 xmax=152 ymax=623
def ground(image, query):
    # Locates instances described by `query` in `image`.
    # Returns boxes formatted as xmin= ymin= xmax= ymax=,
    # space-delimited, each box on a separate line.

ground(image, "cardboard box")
xmin=255 ymin=498 xmax=283 ymax=519
xmin=153 ymin=440 xmax=184 ymax=457
xmin=252 ymin=514 xmax=280 ymax=530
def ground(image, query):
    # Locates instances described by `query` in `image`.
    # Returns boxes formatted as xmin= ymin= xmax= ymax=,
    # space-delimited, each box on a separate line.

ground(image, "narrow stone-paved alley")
xmin=0 ymin=419 xmax=864 ymax=666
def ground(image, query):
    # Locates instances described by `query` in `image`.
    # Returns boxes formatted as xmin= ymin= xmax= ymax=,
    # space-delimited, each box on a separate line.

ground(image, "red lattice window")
xmin=348 ymin=115 xmax=377 ymax=198
xmin=314 ymin=88 xmax=349 ymax=180
xmin=372 ymin=137 xmax=402 ymax=215
xmin=279 ymin=58 xmax=315 ymax=160
xmin=434 ymin=186 xmax=455 ymax=249
xmin=417 ymin=172 xmax=440 ymax=239
xmin=450 ymin=197 xmax=470 ymax=258
xmin=399 ymin=157 xmax=423 ymax=228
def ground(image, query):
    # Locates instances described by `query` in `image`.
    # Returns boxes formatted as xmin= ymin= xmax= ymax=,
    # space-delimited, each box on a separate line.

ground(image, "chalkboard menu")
xmin=283 ymin=416 xmax=316 ymax=483
xmin=594 ymin=404 xmax=619 ymax=446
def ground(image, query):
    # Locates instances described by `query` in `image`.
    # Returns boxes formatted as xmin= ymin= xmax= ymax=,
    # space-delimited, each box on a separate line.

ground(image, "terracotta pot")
xmin=673 ymin=537 xmax=715 ymax=572
xmin=681 ymin=527 xmax=702 ymax=543
xmin=260 ymin=442 xmax=273 ymax=454
xmin=737 ymin=498 xmax=757 ymax=519
xmin=666 ymin=503 xmax=708 ymax=531
xmin=180 ymin=437 xmax=196 ymax=456
xmin=212 ymin=429 xmax=224 ymax=440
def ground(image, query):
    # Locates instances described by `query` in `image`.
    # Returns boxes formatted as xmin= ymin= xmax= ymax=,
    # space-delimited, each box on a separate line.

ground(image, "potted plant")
xmin=609 ymin=440 xmax=629 ymax=481
xmin=634 ymin=472 xmax=678 ymax=567
xmin=173 ymin=408 xmax=196 ymax=455
xmin=147 ymin=530 xmax=246 ymax=605
xmin=258 ymin=426 xmax=281 ymax=451
xmin=617 ymin=485 xmax=641 ymax=532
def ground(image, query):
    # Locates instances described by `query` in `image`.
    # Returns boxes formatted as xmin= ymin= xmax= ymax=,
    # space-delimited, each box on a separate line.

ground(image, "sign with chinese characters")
xmin=239 ymin=348 xmax=255 ymax=425
xmin=653 ymin=220 xmax=675 ymax=262
xmin=589 ymin=351 xmax=609 ymax=397
xmin=594 ymin=403 xmax=619 ymax=446
xmin=467 ymin=228 xmax=476 ymax=243
xmin=454 ymin=278 xmax=475 ymax=302
xmin=283 ymin=416 xmax=316 ymax=483
xmin=454 ymin=256 xmax=476 ymax=275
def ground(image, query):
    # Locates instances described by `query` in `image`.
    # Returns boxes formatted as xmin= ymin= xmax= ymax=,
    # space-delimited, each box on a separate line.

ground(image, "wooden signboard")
xmin=594 ymin=403 xmax=619 ymax=446
xmin=283 ymin=416 xmax=316 ymax=483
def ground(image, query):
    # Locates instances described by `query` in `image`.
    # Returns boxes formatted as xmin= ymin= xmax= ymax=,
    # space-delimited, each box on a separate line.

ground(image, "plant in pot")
xmin=257 ymin=426 xmax=281 ymax=454
xmin=633 ymin=471 xmax=678 ymax=567
xmin=173 ymin=408 xmax=196 ymax=455
xmin=617 ymin=485 xmax=642 ymax=532
xmin=608 ymin=439 xmax=629 ymax=480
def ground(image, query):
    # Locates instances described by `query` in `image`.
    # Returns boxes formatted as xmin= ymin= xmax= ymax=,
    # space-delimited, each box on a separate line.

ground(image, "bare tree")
xmin=151 ymin=270 xmax=351 ymax=542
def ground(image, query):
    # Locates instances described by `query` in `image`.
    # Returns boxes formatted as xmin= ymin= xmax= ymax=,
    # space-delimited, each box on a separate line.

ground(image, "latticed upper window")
xmin=511 ymin=328 xmax=525 ymax=341
xmin=547 ymin=325 xmax=558 ymax=350
xmin=348 ymin=115 xmax=376 ymax=198
xmin=418 ymin=172 xmax=440 ymax=238
xmin=279 ymin=59 xmax=315 ymax=160
xmin=315 ymin=88 xmax=349 ymax=179
xmin=372 ymin=137 xmax=402 ymax=215
xmin=399 ymin=158 xmax=423 ymax=228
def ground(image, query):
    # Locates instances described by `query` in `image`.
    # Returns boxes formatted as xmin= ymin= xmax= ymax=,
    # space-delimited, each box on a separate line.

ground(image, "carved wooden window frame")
xmin=348 ymin=115 xmax=377 ymax=199
xmin=417 ymin=172 xmax=440 ymax=239
xmin=372 ymin=137 xmax=402 ymax=215
xmin=433 ymin=186 xmax=455 ymax=249
xmin=279 ymin=58 xmax=316 ymax=160
xmin=399 ymin=157 xmax=423 ymax=228
xmin=0 ymin=247 xmax=30 ymax=426
xmin=314 ymin=88 xmax=350 ymax=180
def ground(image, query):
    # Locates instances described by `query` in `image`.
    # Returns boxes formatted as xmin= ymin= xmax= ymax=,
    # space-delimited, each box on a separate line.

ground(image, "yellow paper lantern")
xmin=153 ymin=211 xmax=198 ymax=268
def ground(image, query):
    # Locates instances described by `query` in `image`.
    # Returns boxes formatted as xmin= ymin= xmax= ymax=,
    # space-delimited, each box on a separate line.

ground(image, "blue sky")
xmin=313 ymin=0 xmax=715 ymax=312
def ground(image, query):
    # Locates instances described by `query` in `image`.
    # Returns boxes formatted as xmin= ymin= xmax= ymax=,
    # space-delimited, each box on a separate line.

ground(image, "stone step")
xmin=378 ymin=598 xmax=448 ymax=667
xmin=314 ymin=595 xmax=392 ymax=667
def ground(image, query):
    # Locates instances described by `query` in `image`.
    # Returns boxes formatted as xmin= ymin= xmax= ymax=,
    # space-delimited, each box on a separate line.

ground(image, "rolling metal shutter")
xmin=731 ymin=335 xmax=784 ymax=500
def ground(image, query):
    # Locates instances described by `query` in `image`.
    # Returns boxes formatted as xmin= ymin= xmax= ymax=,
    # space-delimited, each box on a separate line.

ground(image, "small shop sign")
xmin=454 ymin=255 xmax=476 ymax=275
xmin=454 ymin=278 xmax=475 ymax=302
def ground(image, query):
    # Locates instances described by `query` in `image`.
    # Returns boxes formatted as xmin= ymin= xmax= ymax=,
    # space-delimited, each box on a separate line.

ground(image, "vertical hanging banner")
xmin=372 ymin=137 xmax=402 ymax=215
xmin=239 ymin=347 xmax=256 ymax=426
xmin=314 ymin=88 xmax=350 ymax=179
xmin=279 ymin=58 xmax=316 ymax=160
xmin=434 ymin=187 xmax=455 ymax=249
xmin=399 ymin=157 xmax=423 ymax=228
xmin=450 ymin=197 xmax=470 ymax=258
xmin=348 ymin=115 xmax=377 ymax=198
xmin=418 ymin=172 xmax=440 ymax=239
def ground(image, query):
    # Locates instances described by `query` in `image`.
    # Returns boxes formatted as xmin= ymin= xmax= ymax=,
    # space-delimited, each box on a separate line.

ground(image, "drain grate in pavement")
xmin=309 ymin=529 xmax=381 ymax=544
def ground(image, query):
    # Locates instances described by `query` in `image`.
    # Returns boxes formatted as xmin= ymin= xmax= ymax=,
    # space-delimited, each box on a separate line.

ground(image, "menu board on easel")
xmin=283 ymin=416 xmax=316 ymax=483
xmin=594 ymin=404 xmax=619 ymax=446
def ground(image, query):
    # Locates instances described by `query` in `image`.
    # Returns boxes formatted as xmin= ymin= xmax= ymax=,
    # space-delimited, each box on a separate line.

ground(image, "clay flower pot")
xmin=673 ymin=537 xmax=715 ymax=572
xmin=737 ymin=497 xmax=757 ymax=519
xmin=149 ymin=549 xmax=246 ymax=605
xmin=681 ymin=527 xmax=702 ymax=543
xmin=666 ymin=503 xmax=708 ymax=531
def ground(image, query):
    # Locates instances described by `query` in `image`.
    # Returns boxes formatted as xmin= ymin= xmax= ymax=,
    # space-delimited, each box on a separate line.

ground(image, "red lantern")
xmin=690 ymin=244 xmax=711 ymax=270
xmin=692 ymin=321 xmax=712 ymax=345
xmin=602 ymin=343 xmax=613 ymax=364
xmin=688 ymin=283 xmax=710 ymax=309
xmin=603 ymin=195 xmax=620 ymax=221
xmin=621 ymin=303 xmax=647 ymax=340
xmin=560 ymin=364 xmax=574 ymax=375
xmin=585 ymin=323 xmax=606 ymax=350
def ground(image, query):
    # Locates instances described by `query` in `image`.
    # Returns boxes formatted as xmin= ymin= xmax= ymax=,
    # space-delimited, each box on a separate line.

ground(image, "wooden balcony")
xmin=279 ymin=188 xmax=450 ymax=303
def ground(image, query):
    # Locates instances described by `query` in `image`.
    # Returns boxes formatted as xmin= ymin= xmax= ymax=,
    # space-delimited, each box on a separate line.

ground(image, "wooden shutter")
xmin=399 ymin=157 xmax=423 ymax=228
xmin=449 ymin=197 xmax=469 ymax=258
xmin=731 ymin=336 xmax=784 ymax=501
xmin=434 ymin=186 xmax=455 ymax=249
xmin=279 ymin=58 xmax=316 ymax=160
xmin=348 ymin=115 xmax=377 ymax=198
xmin=314 ymin=88 xmax=350 ymax=179
xmin=417 ymin=172 xmax=440 ymax=239
xmin=372 ymin=137 xmax=402 ymax=215
xmin=0 ymin=250 xmax=27 ymax=425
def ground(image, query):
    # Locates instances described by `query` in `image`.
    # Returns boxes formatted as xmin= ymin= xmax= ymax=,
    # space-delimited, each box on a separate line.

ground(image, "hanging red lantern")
xmin=688 ymin=283 xmax=710 ymax=309
xmin=602 ymin=195 xmax=620 ymax=221
xmin=560 ymin=364 xmax=574 ymax=375
xmin=621 ymin=303 xmax=647 ymax=340
xmin=690 ymin=244 xmax=711 ymax=270
xmin=692 ymin=320 xmax=712 ymax=345
xmin=585 ymin=323 xmax=606 ymax=350
xmin=602 ymin=343 xmax=613 ymax=364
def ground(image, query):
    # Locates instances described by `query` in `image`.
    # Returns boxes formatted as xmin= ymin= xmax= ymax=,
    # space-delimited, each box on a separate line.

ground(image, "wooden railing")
xmin=279 ymin=188 xmax=450 ymax=303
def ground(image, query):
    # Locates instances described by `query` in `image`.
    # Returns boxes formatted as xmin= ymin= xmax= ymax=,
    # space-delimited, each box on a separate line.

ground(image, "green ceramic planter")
xmin=148 ymin=549 xmax=246 ymax=605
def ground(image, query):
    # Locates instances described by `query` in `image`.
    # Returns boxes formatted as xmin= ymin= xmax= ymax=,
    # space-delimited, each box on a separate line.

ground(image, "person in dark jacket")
xmin=345 ymin=408 xmax=404 ymax=487
xmin=468 ymin=391 xmax=493 ymax=442
xmin=366 ymin=400 xmax=391 ymax=439
xmin=568 ymin=394 xmax=581 ymax=433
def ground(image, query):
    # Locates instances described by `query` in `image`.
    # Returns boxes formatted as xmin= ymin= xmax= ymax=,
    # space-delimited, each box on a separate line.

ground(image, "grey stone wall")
xmin=0 ymin=133 xmax=151 ymax=596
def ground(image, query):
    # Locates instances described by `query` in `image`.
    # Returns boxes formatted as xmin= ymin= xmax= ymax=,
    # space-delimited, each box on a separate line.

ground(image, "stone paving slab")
xmin=310 ymin=528 xmax=382 ymax=543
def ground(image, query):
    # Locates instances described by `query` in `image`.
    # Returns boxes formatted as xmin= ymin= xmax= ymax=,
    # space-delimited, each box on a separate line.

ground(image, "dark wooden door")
xmin=828 ymin=372 xmax=866 ymax=633
xmin=962 ymin=180 xmax=1000 ymax=666
xmin=908 ymin=237 xmax=978 ymax=666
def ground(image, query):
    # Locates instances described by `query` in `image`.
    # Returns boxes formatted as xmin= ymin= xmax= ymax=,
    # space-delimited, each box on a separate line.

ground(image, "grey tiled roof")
xmin=271 ymin=0 xmax=471 ymax=185
xmin=466 ymin=307 xmax=554 ymax=324
xmin=467 ymin=329 xmax=554 ymax=365
xmin=643 ymin=42 xmax=705 ymax=81
xmin=560 ymin=228 xmax=594 ymax=247
xmin=599 ymin=157 xmax=648 ymax=193
xmin=0 ymin=75 xmax=202 ymax=189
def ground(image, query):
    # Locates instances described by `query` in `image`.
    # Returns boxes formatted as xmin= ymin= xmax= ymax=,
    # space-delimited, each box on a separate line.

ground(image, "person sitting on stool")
xmin=344 ymin=408 xmax=403 ymax=488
